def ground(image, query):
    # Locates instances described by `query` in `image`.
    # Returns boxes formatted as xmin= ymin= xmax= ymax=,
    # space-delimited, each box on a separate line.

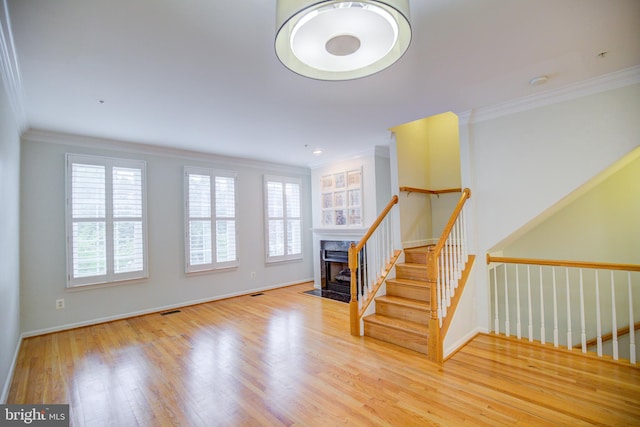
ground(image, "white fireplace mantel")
xmin=312 ymin=227 xmax=368 ymax=238
xmin=311 ymin=227 xmax=368 ymax=289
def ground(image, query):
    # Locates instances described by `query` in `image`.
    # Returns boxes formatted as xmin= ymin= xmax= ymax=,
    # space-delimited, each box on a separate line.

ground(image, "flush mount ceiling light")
xmin=275 ymin=0 xmax=411 ymax=80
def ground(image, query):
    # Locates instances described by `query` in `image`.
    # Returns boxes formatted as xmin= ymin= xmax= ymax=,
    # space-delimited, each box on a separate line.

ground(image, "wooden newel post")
xmin=348 ymin=243 xmax=360 ymax=336
xmin=427 ymin=246 xmax=443 ymax=363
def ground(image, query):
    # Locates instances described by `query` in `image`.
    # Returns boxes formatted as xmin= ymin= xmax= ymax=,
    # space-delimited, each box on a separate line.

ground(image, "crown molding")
xmin=0 ymin=0 xmax=27 ymax=131
xmin=21 ymin=128 xmax=312 ymax=175
xmin=460 ymin=65 xmax=640 ymax=125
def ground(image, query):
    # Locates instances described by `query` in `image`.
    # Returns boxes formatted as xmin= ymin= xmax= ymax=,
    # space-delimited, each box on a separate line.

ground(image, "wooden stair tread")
xmin=363 ymin=314 xmax=429 ymax=335
xmin=386 ymin=278 xmax=429 ymax=288
xmin=376 ymin=295 xmax=429 ymax=311
xmin=397 ymin=262 xmax=427 ymax=269
xmin=404 ymin=245 xmax=433 ymax=253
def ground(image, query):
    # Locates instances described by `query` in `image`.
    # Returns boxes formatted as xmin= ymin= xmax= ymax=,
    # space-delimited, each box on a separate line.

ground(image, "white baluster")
xmin=357 ymin=249 xmax=363 ymax=309
xmin=439 ymin=252 xmax=446 ymax=320
xmin=380 ymin=225 xmax=384 ymax=275
xmin=628 ymin=272 xmax=636 ymax=365
xmin=456 ymin=219 xmax=462 ymax=281
xmin=361 ymin=244 xmax=367 ymax=303
xmin=461 ymin=207 xmax=468 ymax=261
xmin=566 ymin=268 xmax=572 ymax=350
xmin=447 ymin=238 xmax=452 ymax=305
xmin=611 ymin=271 xmax=618 ymax=360
xmin=539 ymin=266 xmax=545 ymax=345
xmin=504 ymin=264 xmax=510 ymax=337
xmin=579 ymin=269 xmax=586 ymax=353
xmin=446 ymin=240 xmax=452 ymax=306
xmin=527 ymin=265 xmax=533 ymax=342
xmin=452 ymin=221 xmax=458 ymax=284
xmin=444 ymin=245 xmax=450 ymax=316
xmin=437 ymin=251 xmax=442 ymax=319
xmin=553 ymin=267 xmax=558 ymax=347
xmin=376 ymin=226 xmax=380 ymax=276
xmin=595 ymin=270 xmax=602 ymax=357
xmin=516 ymin=265 xmax=521 ymax=339
xmin=386 ymin=219 xmax=391 ymax=266
xmin=443 ymin=240 xmax=449 ymax=306
xmin=456 ymin=219 xmax=460 ymax=268
xmin=436 ymin=256 xmax=442 ymax=324
xmin=493 ymin=266 xmax=499 ymax=334
xmin=383 ymin=219 xmax=389 ymax=266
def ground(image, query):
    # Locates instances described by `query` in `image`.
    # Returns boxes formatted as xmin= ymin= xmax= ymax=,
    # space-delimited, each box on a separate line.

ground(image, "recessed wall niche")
xmin=321 ymin=168 xmax=362 ymax=226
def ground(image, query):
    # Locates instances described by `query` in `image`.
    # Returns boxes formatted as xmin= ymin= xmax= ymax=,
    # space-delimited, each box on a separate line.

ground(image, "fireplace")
xmin=320 ymin=240 xmax=365 ymax=296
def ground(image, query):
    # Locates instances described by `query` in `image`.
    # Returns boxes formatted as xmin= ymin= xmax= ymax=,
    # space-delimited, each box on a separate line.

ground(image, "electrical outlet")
xmin=56 ymin=299 xmax=65 ymax=309
xmin=250 ymin=272 xmax=256 ymax=279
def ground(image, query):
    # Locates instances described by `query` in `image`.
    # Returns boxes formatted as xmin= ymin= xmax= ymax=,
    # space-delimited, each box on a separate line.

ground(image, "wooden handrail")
xmin=399 ymin=186 xmax=462 ymax=196
xmin=353 ymin=195 xmax=398 ymax=253
xmin=486 ymin=254 xmax=640 ymax=272
xmin=433 ymin=188 xmax=471 ymax=254
xmin=426 ymin=188 xmax=472 ymax=363
xmin=349 ymin=194 xmax=399 ymax=336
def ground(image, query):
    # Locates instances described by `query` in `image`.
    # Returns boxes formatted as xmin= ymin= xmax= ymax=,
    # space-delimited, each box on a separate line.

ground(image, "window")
xmin=184 ymin=167 xmax=238 ymax=272
xmin=264 ymin=175 xmax=302 ymax=262
xmin=66 ymin=154 xmax=147 ymax=287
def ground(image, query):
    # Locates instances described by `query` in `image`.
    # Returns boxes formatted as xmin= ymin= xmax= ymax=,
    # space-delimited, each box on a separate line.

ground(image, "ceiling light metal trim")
xmin=275 ymin=0 xmax=411 ymax=80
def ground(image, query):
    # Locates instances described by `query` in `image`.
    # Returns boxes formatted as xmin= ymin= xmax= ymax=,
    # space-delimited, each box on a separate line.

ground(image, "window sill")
xmin=66 ymin=276 xmax=149 ymax=292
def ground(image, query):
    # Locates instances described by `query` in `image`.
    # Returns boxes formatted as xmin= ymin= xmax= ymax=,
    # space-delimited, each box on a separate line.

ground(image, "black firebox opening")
xmin=320 ymin=240 xmax=365 ymax=296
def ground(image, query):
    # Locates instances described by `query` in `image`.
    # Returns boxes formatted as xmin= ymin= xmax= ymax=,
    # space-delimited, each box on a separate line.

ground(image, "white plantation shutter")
xmin=71 ymin=163 xmax=106 ymax=278
xmin=188 ymin=173 xmax=213 ymax=266
xmin=265 ymin=176 xmax=302 ymax=262
xmin=66 ymin=154 xmax=147 ymax=287
xmin=185 ymin=167 xmax=238 ymax=272
xmin=267 ymin=181 xmax=285 ymax=257
xmin=285 ymin=182 xmax=301 ymax=255
xmin=113 ymin=167 xmax=144 ymax=273
xmin=215 ymin=176 xmax=236 ymax=263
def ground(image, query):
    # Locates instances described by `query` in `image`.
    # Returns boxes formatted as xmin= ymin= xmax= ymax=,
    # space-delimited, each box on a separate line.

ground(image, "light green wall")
xmin=496 ymin=150 xmax=640 ymax=345
xmin=448 ymin=81 xmax=640 ymax=357
xmin=503 ymin=149 xmax=640 ymax=264
xmin=391 ymin=112 xmax=461 ymax=246
xmin=426 ymin=112 xmax=461 ymax=189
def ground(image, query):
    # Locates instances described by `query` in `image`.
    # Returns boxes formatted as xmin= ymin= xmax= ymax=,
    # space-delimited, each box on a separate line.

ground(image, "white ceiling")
xmin=7 ymin=0 xmax=640 ymax=167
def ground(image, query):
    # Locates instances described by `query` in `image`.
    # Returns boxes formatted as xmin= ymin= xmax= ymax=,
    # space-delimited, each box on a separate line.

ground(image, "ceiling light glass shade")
xmin=275 ymin=0 xmax=411 ymax=80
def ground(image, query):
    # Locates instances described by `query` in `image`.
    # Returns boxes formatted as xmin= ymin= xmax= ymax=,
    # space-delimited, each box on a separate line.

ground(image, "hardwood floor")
xmin=8 ymin=283 xmax=640 ymax=426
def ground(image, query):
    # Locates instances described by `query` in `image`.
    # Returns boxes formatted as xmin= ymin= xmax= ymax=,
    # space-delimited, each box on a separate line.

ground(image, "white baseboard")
xmin=444 ymin=326 xmax=489 ymax=359
xmin=1 ymin=334 xmax=23 ymax=403
xmin=22 ymin=279 xmax=313 ymax=338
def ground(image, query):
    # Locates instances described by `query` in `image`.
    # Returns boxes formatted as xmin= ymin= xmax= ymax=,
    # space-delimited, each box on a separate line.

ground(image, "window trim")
xmin=184 ymin=166 xmax=239 ymax=273
xmin=65 ymin=153 xmax=148 ymax=288
xmin=264 ymin=175 xmax=303 ymax=263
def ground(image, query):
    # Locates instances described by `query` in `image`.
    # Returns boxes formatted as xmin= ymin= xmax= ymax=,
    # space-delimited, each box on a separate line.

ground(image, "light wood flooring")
xmin=8 ymin=283 xmax=640 ymax=426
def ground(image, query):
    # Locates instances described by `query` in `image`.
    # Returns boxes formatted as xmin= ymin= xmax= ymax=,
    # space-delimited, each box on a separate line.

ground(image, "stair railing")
xmin=487 ymin=255 xmax=640 ymax=364
xmin=426 ymin=188 xmax=472 ymax=362
xmin=349 ymin=195 xmax=401 ymax=336
xmin=399 ymin=186 xmax=462 ymax=196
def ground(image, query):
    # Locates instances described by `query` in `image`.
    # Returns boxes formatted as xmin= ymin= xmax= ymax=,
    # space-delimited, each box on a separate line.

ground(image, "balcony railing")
xmin=487 ymin=255 xmax=640 ymax=364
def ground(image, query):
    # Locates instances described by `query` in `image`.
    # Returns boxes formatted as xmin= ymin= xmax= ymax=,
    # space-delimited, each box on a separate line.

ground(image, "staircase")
xmin=363 ymin=246 xmax=431 ymax=354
